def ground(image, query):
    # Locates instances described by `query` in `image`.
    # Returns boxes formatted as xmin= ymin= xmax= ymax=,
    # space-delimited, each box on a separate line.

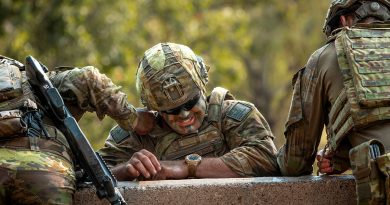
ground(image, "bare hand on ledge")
xmin=112 ymin=149 xmax=161 ymax=180
xmin=316 ymin=149 xmax=333 ymax=174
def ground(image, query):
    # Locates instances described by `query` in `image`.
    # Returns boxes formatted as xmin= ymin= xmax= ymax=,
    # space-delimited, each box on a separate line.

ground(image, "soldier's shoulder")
xmin=222 ymin=100 xmax=255 ymax=122
xmin=310 ymin=43 xmax=334 ymax=62
xmin=305 ymin=43 xmax=336 ymax=73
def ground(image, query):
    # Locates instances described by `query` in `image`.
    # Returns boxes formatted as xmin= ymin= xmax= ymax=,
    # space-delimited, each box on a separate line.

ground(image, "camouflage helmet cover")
xmin=136 ymin=43 xmax=209 ymax=111
xmin=323 ymin=0 xmax=390 ymax=36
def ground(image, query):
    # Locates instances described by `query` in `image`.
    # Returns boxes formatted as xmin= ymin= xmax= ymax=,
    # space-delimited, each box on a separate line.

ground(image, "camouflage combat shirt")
xmin=99 ymin=94 xmax=280 ymax=177
xmin=277 ymin=31 xmax=390 ymax=176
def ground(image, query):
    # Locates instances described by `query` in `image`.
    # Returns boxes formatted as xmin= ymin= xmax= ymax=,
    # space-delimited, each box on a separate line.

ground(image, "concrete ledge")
xmin=75 ymin=175 xmax=356 ymax=205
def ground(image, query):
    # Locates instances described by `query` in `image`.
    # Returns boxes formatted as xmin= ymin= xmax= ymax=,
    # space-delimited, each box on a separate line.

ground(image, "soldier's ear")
xmin=340 ymin=15 xmax=354 ymax=27
xmin=340 ymin=15 xmax=348 ymax=26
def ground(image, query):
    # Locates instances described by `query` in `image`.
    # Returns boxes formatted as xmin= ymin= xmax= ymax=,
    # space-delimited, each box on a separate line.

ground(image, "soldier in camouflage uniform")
xmin=0 ymin=56 xmax=153 ymax=204
xmin=277 ymin=0 xmax=390 ymax=204
xmin=98 ymin=43 xmax=279 ymax=180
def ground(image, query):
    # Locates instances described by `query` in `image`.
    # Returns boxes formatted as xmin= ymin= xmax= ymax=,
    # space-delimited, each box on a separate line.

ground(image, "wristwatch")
xmin=185 ymin=154 xmax=202 ymax=178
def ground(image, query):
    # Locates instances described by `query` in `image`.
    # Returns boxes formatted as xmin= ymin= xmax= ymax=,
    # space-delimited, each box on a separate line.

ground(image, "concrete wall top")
xmin=75 ymin=175 xmax=357 ymax=205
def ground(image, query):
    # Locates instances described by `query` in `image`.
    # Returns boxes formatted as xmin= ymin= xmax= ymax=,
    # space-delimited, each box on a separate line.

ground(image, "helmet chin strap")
xmin=353 ymin=1 xmax=390 ymax=23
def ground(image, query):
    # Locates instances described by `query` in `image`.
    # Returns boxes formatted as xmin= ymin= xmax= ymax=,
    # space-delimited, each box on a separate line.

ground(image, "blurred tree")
xmin=0 ymin=0 xmax=329 ymax=150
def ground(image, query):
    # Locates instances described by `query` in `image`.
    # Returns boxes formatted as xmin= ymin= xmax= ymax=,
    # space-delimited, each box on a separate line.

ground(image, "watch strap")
xmin=188 ymin=163 xmax=197 ymax=178
xmin=185 ymin=154 xmax=201 ymax=178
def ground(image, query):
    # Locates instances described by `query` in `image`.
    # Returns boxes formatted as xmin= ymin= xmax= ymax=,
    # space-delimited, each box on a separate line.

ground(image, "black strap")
xmin=23 ymin=110 xmax=50 ymax=150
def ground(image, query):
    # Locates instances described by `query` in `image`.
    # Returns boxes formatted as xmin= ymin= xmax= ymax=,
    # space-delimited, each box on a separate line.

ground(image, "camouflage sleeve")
xmin=277 ymin=43 xmax=342 ymax=176
xmin=276 ymin=65 xmax=317 ymax=176
xmin=219 ymin=100 xmax=280 ymax=177
xmin=98 ymin=125 xmax=156 ymax=167
xmin=48 ymin=67 xmax=137 ymax=130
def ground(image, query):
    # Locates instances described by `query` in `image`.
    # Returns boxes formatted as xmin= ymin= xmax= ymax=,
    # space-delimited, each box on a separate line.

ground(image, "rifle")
xmin=25 ymin=56 xmax=127 ymax=205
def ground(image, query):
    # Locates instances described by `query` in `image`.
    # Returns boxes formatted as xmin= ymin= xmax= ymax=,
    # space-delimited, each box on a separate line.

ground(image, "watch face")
xmin=186 ymin=154 xmax=201 ymax=161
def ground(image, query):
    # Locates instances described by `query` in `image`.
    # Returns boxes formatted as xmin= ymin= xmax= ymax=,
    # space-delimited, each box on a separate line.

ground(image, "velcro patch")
xmin=110 ymin=125 xmax=130 ymax=144
xmin=226 ymin=102 xmax=252 ymax=122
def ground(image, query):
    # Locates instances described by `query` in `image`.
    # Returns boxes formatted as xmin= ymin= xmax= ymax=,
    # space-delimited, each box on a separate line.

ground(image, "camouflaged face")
xmin=323 ymin=0 xmax=390 ymax=35
xmin=136 ymin=43 xmax=209 ymax=111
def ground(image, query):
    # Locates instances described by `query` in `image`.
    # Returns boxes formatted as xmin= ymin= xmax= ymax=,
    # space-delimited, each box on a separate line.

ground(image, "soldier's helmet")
xmin=136 ymin=43 xmax=209 ymax=111
xmin=323 ymin=0 xmax=390 ymax=36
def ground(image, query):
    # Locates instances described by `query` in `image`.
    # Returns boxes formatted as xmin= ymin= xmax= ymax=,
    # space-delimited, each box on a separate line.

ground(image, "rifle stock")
xmin=25 ymin=56 xmax=127 ymax=205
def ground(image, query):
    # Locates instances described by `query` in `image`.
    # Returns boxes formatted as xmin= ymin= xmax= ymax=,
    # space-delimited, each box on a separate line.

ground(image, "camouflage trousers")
xmin=350 ymin=140 xmax=390 ymax=205
xmin=0 ymin=148 xmax=75 ymax=205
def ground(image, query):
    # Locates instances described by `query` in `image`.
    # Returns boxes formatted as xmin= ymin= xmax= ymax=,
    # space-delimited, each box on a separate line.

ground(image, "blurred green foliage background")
xmin=0 ymin=0 xmax=330 ymax=153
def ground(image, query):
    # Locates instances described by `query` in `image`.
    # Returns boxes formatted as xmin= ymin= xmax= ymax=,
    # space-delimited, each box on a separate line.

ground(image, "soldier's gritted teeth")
xmin=160 ymin=95 xmax=207 ymax=135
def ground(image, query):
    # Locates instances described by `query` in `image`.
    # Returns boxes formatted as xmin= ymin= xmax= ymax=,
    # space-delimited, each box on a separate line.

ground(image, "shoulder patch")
xmin=226 ymin=102 xmax=252 ymax=122
xmin=110 ymin=125 xmax=131 ymax=144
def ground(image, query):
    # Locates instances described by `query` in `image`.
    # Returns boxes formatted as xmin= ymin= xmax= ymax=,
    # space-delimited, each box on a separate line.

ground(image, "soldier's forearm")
xmin=112 ymin=157 xmax=241 ymax=181
xmin=50 ymin=67 xmax=138 ymax=129
xmin=277 ymin=145 xmax=313 ymax=176
xmin=196 ymin=158 xmax=241 ymax=178
xmin=159 ymin=158 xmax=240 ymax=179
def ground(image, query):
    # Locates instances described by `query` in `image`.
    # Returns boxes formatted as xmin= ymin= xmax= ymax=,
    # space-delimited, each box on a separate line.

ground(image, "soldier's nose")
xmin=178 ymin=110 xmax=190 ymax=118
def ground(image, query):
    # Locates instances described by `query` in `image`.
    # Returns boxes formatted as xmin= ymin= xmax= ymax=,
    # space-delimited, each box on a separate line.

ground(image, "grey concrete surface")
xmin=74 ymin=175 xmax=357 ymax=205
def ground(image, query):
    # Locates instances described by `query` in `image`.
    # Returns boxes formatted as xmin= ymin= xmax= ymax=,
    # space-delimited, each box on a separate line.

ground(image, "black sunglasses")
xmin=161 ymin=94 xmax=200 ymax=115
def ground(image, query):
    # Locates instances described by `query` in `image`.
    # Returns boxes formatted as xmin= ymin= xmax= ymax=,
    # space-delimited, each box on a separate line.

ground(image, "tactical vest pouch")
xmin=349 ymin=140 xmax=386 ymax=205
xmin=0 ymin=58 xmax=37 ymax=112
xmin=0 ymin=63 xmax=23 ymax=102
xmin=157 ymin=128 xmax=225 ymax=160
xmin=0 ymin=110 xmax=27 ymax=137
xmin=376 ymin=153 xmax=390 ymax=205
xmin=338 ymin=26 xmax=390 ymax=108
